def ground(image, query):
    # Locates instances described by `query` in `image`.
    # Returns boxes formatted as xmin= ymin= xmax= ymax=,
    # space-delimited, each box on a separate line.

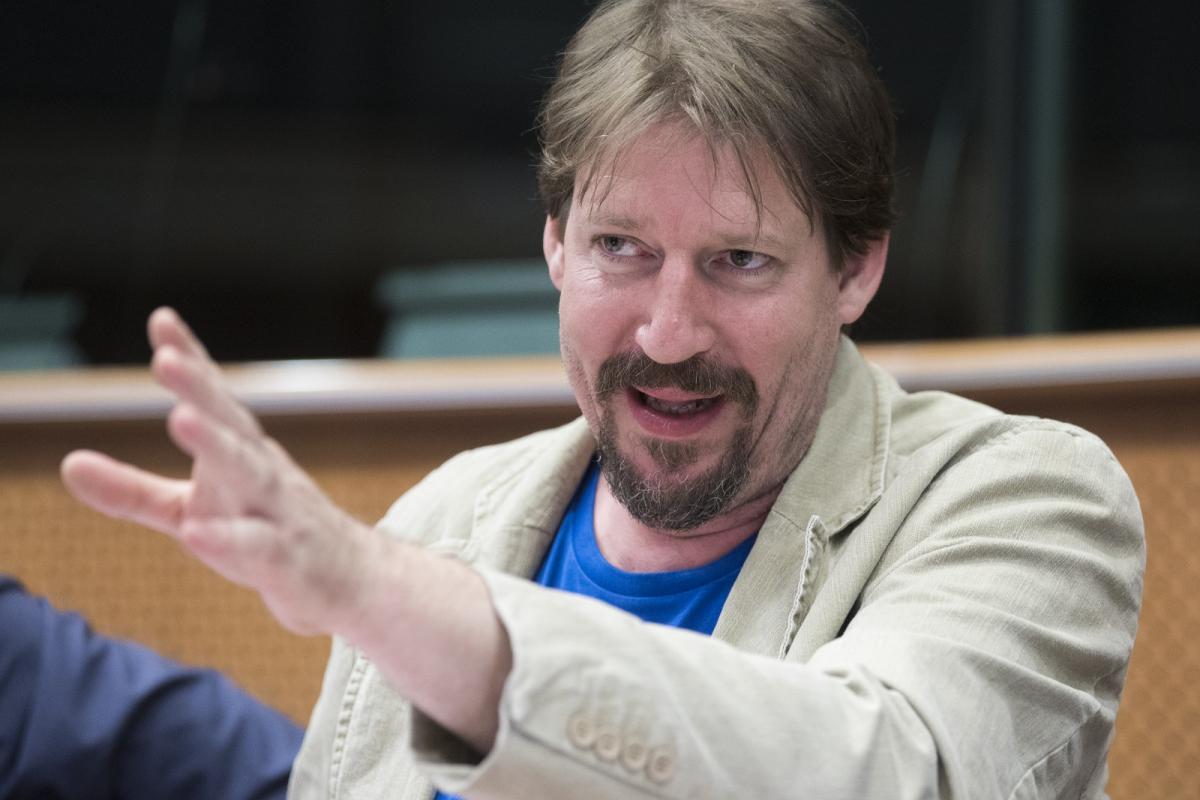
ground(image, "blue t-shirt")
xmin=437 ymin=463 xmax=755 ymax=799
xmin=532 ymin=461 xmax=756 ymax=633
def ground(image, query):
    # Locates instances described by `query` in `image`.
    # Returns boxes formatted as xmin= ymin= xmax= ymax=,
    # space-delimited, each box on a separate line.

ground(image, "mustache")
xmin=595 ymin=351 xmax=758 ymax=409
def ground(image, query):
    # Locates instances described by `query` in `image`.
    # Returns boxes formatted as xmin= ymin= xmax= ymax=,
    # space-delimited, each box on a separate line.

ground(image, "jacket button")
xmin=594 ymin=726 xmax=621 ymax=762
xmin=567 ymin=711 xmax=596 ymax=749
xmin=646 ymin=746 xmax=676 ymax=785
xmin=620 ymin=739 xmax=649 ymax=773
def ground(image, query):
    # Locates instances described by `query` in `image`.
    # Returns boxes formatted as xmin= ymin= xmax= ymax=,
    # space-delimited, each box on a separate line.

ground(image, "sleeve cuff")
xmin=409 ymin=568 xmax=671 ymax=798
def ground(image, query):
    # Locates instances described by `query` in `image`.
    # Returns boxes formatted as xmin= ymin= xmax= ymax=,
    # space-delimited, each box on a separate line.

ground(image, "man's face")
xmin=545 ymin=121 xmax=884 ymax=532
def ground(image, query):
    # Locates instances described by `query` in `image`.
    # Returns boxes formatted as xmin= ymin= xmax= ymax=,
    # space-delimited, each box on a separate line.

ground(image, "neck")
xmin=592 ymin=474 xmax=780 ymax=572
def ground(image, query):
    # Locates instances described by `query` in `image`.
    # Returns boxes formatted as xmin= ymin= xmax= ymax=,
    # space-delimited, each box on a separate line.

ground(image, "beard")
xmin=597 ymin=420 xmax=753 ymax=531
xmin=592 ymin=351 xmax=758 ymax=532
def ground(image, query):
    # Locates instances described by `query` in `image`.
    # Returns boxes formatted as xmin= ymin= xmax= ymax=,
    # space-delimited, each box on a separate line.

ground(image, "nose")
xmin=634 ymin=257 xmax=717 ymax=364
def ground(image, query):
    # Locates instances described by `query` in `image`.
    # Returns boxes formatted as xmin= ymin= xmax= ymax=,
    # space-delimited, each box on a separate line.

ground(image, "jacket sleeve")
xmin=0 ymin=575 xmax=303 ymax=800
xmin=410 ymin=425 xmax=1145 ymax=799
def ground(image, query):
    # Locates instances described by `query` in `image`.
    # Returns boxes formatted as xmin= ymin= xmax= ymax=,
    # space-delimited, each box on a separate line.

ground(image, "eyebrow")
xmin=716 ymin=231 xmax=788 ymax=251
xmin=588 ymin=213 xmax=643 ymax=231
xmin=586 ymin=213 xmax=788 ymax=252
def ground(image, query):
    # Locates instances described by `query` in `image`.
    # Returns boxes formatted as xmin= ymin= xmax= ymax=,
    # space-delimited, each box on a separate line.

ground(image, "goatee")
xmin=593 ymin=351 xmax=758 ymax=531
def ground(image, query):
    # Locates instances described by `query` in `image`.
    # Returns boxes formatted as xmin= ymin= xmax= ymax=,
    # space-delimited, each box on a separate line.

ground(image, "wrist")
xmin=334 ymin=527 xmax=409 ymax=648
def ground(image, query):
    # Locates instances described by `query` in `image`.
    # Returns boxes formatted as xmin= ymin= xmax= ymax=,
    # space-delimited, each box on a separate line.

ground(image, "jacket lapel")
xmin=712 ymin=337 xmax=890 ymax=657
xmin=469 ymin=417 xmax=596 ymax=578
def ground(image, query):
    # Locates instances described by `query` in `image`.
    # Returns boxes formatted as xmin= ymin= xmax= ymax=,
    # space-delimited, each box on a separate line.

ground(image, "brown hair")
xmin=536 ymin=0 xmax=896 ymax=269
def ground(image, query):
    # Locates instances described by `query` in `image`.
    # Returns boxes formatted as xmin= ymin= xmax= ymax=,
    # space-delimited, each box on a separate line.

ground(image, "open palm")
xmin=60 ymin=308 xmax=380 ymax=635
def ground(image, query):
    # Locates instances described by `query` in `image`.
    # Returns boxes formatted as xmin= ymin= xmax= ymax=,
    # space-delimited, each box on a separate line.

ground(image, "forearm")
xmin=337 ymin=538 xmax=513 ymax=755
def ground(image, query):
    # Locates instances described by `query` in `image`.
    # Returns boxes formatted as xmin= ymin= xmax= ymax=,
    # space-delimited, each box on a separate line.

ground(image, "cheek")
xmin=558 ymin=338 xmax=586 ymax=397
xmin=745 ymin=302 xmax=841 ymax=429
xmin=559 ymin=272 xmax=634 ymax=353
xmin=557 ymin=281 xmax=628 ymax=427
xmin=558 ymin=335 xmax=606 ymax=433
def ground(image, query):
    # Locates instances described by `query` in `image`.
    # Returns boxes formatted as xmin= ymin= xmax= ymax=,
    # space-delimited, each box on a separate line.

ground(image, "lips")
xmin=627 ymin=387 xmax=727 ymax=438
xmin=641 ymin=393 xmax=720 ymax=415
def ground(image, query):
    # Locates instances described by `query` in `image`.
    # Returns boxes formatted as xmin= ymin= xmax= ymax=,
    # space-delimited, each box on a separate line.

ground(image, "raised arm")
xmin=60 ymin=308 xmax=512 ymax=753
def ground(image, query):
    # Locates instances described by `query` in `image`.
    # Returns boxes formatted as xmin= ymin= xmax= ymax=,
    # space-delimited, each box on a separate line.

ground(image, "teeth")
xmin=644 ymin=395 xmax=714 ymax=415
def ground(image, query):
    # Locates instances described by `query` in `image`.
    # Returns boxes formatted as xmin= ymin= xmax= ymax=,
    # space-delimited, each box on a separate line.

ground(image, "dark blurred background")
xmin=1 ymin=0 xmax=1197 ymax=367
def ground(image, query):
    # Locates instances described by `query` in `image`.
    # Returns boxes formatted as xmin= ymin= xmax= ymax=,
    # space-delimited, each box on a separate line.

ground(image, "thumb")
xmin=61 ymin=450 xmax=190 ymax=537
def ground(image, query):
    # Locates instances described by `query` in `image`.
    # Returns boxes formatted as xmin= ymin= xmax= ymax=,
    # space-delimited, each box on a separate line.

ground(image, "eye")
xmin=595 ymin=235 xmax=643 ymax=258
xmin=721 ymin=249 xmax=772 ymax=271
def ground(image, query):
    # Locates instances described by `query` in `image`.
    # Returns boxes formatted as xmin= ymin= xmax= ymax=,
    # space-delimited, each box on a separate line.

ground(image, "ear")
xmin=544 ymin=215 xmax=566 ymax=291
xmin=836 ymin=235 xmax=888 ymax=325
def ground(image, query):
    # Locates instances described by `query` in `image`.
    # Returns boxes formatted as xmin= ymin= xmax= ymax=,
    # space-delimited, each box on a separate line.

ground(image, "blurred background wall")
xmin=1 ymin=0 xmax=1197 ymax=366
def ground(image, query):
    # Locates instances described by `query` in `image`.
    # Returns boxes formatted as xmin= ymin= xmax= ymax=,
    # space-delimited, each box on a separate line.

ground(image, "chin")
xmin=598 ymin=425 xmax=754 ymax=532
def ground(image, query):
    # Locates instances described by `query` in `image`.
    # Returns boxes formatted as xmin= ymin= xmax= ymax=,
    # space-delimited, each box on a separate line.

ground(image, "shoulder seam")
xmin=952 ymin=417 xmax=1118 ymax=471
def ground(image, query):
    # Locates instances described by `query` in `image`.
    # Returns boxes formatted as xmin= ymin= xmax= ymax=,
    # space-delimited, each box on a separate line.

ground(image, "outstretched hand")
xmin=61 ymin=308 xmax=381 ymax=635
xmin=63 ymin=308 xmax=513 ymax=751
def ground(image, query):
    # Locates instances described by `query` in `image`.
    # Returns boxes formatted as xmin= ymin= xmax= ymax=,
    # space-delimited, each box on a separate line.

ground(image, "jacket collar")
xmin=708 ymin=336 xmax=891 ymax=653
xmin=470 ymin=418 xmax=594 ymax=575
xmin=768 ymin=335 xmax=891 ymax=538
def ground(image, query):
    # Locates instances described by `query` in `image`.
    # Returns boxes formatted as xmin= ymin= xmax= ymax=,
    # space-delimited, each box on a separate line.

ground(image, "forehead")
xmin=573 ymin=122 xmax=811 ymax=241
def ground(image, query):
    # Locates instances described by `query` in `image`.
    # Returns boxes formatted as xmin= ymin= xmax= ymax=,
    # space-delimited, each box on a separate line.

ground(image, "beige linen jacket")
xmin=289 ymin=338 xmax=1145 ymax=800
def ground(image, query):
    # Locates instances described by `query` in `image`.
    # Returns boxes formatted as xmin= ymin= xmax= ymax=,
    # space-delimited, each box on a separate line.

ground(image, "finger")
xmin=147 ymin=306 xmax=212 ymax=363
xmin=152 ymin=344 xmax=262 ymax=438
xmin=60 ymin=450 xmax=189 ymax=536
xmin=147 ymin=306 xmax=261 ymax=437
xmin=167 ymin=403 xmax=277 ymax=503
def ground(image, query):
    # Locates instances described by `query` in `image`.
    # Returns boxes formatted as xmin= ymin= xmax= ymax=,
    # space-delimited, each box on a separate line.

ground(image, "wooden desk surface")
xmin=2 ymin=326 xmax=1198 ymax=422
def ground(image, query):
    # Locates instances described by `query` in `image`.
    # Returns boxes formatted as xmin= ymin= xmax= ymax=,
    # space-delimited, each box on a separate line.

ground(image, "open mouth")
xmin=637 ymin=391 xmax=721 ymax=416
xmin=626 ymin=387 xmax=728 ymax=438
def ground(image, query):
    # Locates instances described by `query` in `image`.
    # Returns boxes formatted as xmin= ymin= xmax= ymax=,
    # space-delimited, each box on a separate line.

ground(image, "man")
xmin=61 ymin=1 xmax=1144 ymax=798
